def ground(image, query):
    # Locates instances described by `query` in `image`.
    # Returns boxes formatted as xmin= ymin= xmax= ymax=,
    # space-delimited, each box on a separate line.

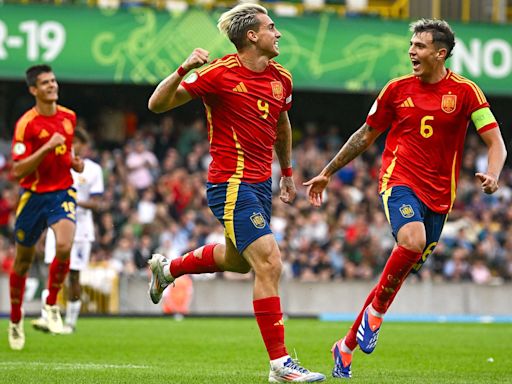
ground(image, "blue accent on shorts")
xmin=14 ymin=188 xmax=77 ymax=247
xmin=381 ymin=186 xmax=447 ymax=272
xmin=207 ymin=179 xmax=272 ymax=253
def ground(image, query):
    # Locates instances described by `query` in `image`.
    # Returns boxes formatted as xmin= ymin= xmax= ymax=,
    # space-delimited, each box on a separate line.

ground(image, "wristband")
xmin=281 ymin=167 xmax=292 ymax=177
xmin=177 ymin=66 xmax=189 ymax=77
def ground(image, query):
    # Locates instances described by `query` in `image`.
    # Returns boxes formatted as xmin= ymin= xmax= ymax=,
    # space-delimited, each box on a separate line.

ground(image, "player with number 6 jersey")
xmin=368 ymin=69 xmax=498 ymax=214
xmin=304 ymin=19 xmax=506 ymax=379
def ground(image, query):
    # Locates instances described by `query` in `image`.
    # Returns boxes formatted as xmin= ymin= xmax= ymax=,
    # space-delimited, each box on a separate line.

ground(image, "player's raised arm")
xmin=304 ymin=123 xmax=381 ymax=207
xmin=148 ymin=48 xmax=209 ymax=113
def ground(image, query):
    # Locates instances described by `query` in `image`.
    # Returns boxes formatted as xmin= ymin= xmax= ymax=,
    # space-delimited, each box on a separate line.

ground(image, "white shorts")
xmin=44 ymin=229 xmax=92 ymax=271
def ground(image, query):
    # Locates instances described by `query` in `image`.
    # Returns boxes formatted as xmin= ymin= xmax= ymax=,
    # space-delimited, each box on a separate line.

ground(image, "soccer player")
xmin=304 ymin=19 xmax=506 ymax=378
xmin=32 ymin=127 xmax=104 ymax=334
xmin=147 ymin=3 xmax=325 ymax=382
xmin=8 ymin=64 xmax=84 ymax=350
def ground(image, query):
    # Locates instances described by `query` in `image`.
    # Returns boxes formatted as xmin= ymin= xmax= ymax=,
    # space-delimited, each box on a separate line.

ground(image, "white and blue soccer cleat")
xmin=148 ymin=254 xmax=174 ymax=304
xmin=356 ymin=306 xmax=381 ymax=354
xmin=269 ymin=356 xmax=325 ymax=382
xmin=331 ymin=339 xmax=352 ymax=379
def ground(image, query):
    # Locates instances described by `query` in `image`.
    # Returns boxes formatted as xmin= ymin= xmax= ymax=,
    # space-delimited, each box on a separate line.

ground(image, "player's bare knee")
xmin=398 ymin=238 xmax=425 ymax=253
xmin=255 ymin=255 xmax=282 ymax=281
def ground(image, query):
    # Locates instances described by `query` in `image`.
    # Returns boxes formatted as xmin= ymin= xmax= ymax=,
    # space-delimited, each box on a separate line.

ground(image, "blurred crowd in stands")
xmin=0 ymin=110 xmax=511 ymax=285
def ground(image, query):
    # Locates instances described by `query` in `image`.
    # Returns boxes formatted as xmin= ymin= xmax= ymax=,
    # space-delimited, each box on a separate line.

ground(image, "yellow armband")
xmin=471 ymin=107 xmax=497 ymax=131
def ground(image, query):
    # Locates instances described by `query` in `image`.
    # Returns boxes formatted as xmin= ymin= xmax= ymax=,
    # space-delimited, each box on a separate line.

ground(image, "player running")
xmin=8 ymin=64 xmax=84 ymax=350
xmin=147 ymin=3 xmax=325 ymax=382
xmin=304 ymin=18 xmax=506 ymax=378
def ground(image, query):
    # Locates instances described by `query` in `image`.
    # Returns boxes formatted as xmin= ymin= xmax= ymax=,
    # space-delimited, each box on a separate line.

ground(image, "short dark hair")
xmin=410 ymin=18 xmax=456 ymax=59
xmin=74 ymin=126 xmax=90 ymax=144
xmin=25 ymin=64 xmax=53 ymax=87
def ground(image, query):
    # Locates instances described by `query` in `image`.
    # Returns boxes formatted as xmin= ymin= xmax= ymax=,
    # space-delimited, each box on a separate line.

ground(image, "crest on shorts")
xmin=441 ymin=94 xmax=457 ymax=113
xmin=250 ymin=212 xmax=266 ymax=229
xmin=271 ymin=81 xmax=283 ymax=100
xmin=16 ymin=229 xmax=25 ymax=242
xmin=399 ymin=204 xmax=414 ymax=218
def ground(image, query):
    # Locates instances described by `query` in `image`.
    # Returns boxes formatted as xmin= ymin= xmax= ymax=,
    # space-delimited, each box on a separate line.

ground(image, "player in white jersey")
xmin=32 ymin=127 xmax=104 ymax=334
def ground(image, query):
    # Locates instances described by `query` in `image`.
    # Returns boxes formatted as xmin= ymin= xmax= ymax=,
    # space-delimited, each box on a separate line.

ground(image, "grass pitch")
xmin=0 ymin=317 xmax=511 ymax=383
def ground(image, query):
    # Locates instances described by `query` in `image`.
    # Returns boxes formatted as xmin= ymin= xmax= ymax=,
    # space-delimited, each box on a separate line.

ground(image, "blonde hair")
xmin=217 ymin=3 xmax=268 ymax=49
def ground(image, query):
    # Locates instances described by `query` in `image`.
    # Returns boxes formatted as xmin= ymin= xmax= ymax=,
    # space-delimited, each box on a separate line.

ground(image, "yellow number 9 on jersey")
xmin=55 ymin=143 xmax=67 ymax=155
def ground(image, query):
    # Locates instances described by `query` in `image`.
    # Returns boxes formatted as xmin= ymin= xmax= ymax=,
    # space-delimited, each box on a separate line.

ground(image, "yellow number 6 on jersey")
xmin=420 ymin=116 xmax=434 ymax=138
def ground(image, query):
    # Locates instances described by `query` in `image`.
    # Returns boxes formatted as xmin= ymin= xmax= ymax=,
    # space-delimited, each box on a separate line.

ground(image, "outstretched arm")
xmin=148 ymin=48 xmax=209 ymax=113
xmin=304 ymin=123 xmax=382 ymax=207
xmin=475 ymin=128 xmax=507 ymax=194
xmin=274 ymin=111 xmax=296 ymax=204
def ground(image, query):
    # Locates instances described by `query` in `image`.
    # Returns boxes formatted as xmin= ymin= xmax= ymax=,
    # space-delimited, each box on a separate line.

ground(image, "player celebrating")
xmin=8 ymin=64 xmax=84 ymax=350
xmin=304 ymin=19 xmax=506 ymax=378
xmin=147 ymin=3 xmax=325 ymax=382
xmin=32 ymin=127 xmax=104 ymax=334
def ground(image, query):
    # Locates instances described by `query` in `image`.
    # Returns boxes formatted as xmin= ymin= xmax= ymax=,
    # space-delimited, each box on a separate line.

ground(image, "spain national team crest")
xmin=250 ymin=212 xmax=266 ymax=229
xmin=271 ymin=81 xmax=283 ymax=101
xmin=441 ymin=94 xmax=457 ymax=113
xmin=399 ymin=204 xmax=415 ymax=218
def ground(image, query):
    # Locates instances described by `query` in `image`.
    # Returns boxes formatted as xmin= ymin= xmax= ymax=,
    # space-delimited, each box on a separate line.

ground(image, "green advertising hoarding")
xmin=0 ymin=4 xmax=511 ymax=95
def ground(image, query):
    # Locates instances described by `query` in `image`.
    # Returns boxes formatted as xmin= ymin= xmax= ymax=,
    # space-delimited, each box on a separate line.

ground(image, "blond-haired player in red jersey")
xmin=147 ymin=3 xmax=324 ymax=382
xmin=8 ymin=65 xmax=84 ymax=350
xmin=304 ymin=19 xmax=506 ymax=378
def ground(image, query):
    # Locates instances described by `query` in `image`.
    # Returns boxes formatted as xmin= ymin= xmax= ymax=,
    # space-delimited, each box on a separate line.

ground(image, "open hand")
xmin=303 ymin=174 xmax=330 ymax=207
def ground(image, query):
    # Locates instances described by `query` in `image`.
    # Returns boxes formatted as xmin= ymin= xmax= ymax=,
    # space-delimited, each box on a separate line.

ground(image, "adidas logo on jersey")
xmin=38 ymin=129 xmax=50 ymax=139
xmin=399 ymin=97 xmax=414 ymax=107
xmin=232 ymin=82 xmax=248 ymax=93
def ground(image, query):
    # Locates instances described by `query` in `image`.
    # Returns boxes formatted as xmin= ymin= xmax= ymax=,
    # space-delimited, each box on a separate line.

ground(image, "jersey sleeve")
xmin=464 ymin=82 xmax=497 ymax=134
xmin=90 ymin=162 xmax=105 ymax=195
xmin=365 ymin=81 xmax=396 ymax=132
xmin=277 ymin=65 xmax=293 ymax=113
xmin=11 ymin=119 xmax=33 ymax=161
xmin=181 ymin=62 xmax=224 ymax=98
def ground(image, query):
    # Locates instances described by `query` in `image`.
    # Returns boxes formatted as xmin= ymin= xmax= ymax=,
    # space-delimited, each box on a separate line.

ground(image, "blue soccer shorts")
xmin=14 ymin=188 xmax=77 ymax=247
xmin=380 ymin=185 xmax=447 ymax=272
xmin=207 ymin=179 xmax=273 ymax=253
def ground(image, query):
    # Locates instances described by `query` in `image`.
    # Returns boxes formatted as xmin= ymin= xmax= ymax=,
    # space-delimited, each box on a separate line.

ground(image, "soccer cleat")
xmin=268 ymin=357 xmax=325 ymax=382
xmin=8 ymin=315 xmax=25 ymax=351
xmin=44 ymin=304 xmax=64 ymax=334
xmin=31 ymin=317 xmax=50 ymax=333
xmin=356 ymin=306 xmax=382 ymax=354
xmin=148 ymin=253 xmax=174 ymax=304
xmin=60 ymin=324 xmax=75 ymax=335
xmin=331 ymin=339 xmax=352 ymax=379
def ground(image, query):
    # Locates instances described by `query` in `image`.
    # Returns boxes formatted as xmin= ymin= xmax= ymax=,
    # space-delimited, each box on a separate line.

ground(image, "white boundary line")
xmin=0 ymin=361 xmax=151 ymax=370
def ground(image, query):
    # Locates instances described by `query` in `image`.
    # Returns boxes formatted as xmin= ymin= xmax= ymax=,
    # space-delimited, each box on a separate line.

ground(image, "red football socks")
xmin=253 ymin=296 xmax=288 ymax=360
xmin=371 ymin=245 xmax=421 ymax=314
xmin=9 ymin=271 xmax=26 ymax=323
xmin=344 ymin=286 xmax=377 ymax=350
xmin=169 ymin=244 xmax=222 ymax=278
xmin=47 ymin=257 xmax=70 ymax=305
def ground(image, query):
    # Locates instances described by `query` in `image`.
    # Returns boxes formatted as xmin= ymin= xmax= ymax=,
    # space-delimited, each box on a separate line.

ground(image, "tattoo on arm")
xmin=274 ymin=113 xmax=292 ymax=169
xmin=325 ymin=124 xmax=376 ymax=176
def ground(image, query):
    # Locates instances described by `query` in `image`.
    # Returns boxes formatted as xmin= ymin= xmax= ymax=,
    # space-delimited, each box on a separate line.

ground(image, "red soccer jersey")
xmin=181 ymin=54 xmax=293 ymax=183
xmin=366 ymin=69 xmax=497 ymax=214
xmin=11 ymin=105 xmax=76 ymax=192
